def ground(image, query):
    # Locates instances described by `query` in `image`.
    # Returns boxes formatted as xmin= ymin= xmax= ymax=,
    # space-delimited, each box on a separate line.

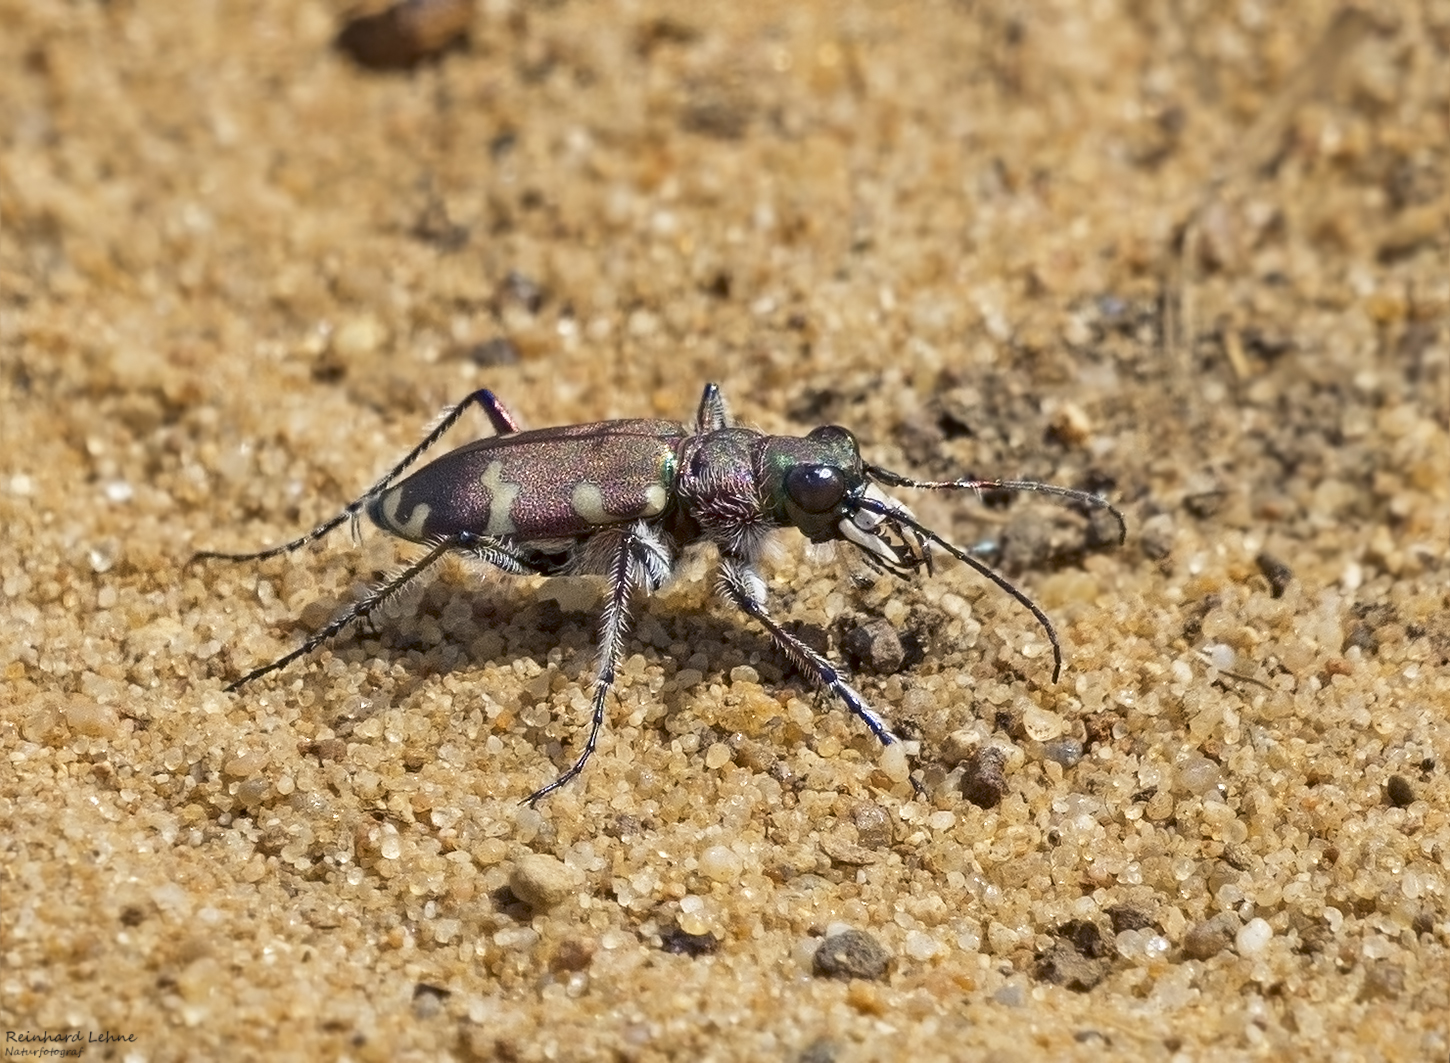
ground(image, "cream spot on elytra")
xmin=571 ymin=482 xmax=609 ymax=525
xmin=380 ymin=488 xmax=431 ymax=541
xmin=638 ymin=483 xmax=667 ymax=517
xmin=479 ymin=461 xmax=519 ymax=536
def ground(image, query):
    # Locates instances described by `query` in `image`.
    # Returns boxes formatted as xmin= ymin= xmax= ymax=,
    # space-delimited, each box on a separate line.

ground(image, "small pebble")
xmin=466 ymin=337 xmax=520 ymax=367
xmin=992 ymin=982 xmax=1027 ymax=1007
xmin=411 ymin=983 xmax=448 ymax=1019
xmin=729 ymin=664 xmax=759 ymax=684
xmin=1060 ymin=919 xmax=1110 ymax=959
xmin=1182 ymin=912 xmax=1240 ymax=960
xmin=63 ymin=699 xmax=119 ymax=738
xmin=1358 ymin=960 xmax=1406 ymax=1001
xmin=1139 ymin=513 xmax=1176 ymax=561
xmin=1184 ymin=490 xmax=1225 ymax=519
xmin=1235 ymin=917 xmax=1272 ymax=956
xmin=903 ymin=931 xmax=941 ymax=961
xmin=509 ymin=854 xmax=578 ymax=910
xmin=1255 ymin=552 xmax=1294 ymax=597
xmin=798 ymin=1039 xmax=839 ymax=1063
xmin=1048 ymin=401 xmax=1092 ymax=446
xmin=843 ymin=618 xmax=905 ymax=674
xmin=1022 ymin=704 xmax=1064 ymax=741
xmin=177 ymin=956 xmax=224 ymax=1003
xmin=336 ymin=0 xmax=474 ymax=70
xmin=499 ymin=270 xmax=545 ymax=313
xmin=1034 ymin=942 xmax=1108 ymax=991
xmin=879 ymin=742 xmax=910 ymax=782
xmin=1176 ymin=757 xmax=1222 ymax=796
xmin=235 ymin=778 xmax=269 ymax=807
xmin=332 ymin=314 xmax=384 ymax=357
xmin=660 ymin=925 xmax=719 ymax=957
xmin=1106 ymin=904 xmax=1155 ymax=934
xmin=1221 ymin=842 xmax=1253 ymax=872
xmin=851 ymin=802 xmax=894 ymax=849
xmin=939 ymin=729 xmax=979 ymax=766
xmin=961 ymin=746 xmax=1008 ymax=809
xmin=548 ymin=939 xmax=595 ymax=973
xmin=813 ymin=929 xmax=892 ymax=981
xmin=1385 ymin=774 xmax=1415 ymax=808
xmin=698 ymin=845 xmax=743 ymax=883
xmin=1042 ymin=737 xmax=1084 ymax=768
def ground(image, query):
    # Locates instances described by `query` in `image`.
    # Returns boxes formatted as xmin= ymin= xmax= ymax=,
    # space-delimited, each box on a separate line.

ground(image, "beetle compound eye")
xmin=786 ymin=464 xmax=846 ymax=514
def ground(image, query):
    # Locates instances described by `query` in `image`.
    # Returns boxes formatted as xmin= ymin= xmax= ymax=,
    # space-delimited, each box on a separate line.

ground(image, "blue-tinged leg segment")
xmin=717 ymin=558 xmax=923 ymax=795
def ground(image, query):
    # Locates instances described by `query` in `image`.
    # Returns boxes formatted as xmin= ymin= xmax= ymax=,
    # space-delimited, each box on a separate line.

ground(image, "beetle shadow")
xmin=308 ymin=574 xmax=828 ymax=729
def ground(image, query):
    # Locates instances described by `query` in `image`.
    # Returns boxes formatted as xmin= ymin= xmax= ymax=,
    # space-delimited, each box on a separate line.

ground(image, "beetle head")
xmin=762 ymin=427 xmax=927 ymax=575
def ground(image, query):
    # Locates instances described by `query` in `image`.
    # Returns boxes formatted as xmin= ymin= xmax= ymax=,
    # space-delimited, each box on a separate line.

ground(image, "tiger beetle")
xmin=195 ymin=383 xmax=1125 ymax=806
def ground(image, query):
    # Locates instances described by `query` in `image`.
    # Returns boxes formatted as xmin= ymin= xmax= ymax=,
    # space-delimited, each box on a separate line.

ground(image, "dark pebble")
xmin=1386 ymin=774 xmax=1415 ymax=808
xmin=789 ymin=622 xmax=832 ymax=658
xmin=961 ymin=746 xmax=1008 ymax=809
xmin=1255 ymin=552 xmax=1294 ymax=597
xmin=851 ymin=801 xmax=894 ymax=849
xmin=1184 ymin=490 xmax=1225 ymax=519
xmin=660 ymin=926 xmax=720 ymax=957
xmin=548 ymin=938 xmax=595 ymax=973
xmin=1221 ymin=842 xmax=1254 ymax=872
xmin=411 ymin=982 xmax=449 ymax=1019
xmin=813 ymin=929 xmax=892 ymax=981
xmin=465 ymin=337 xmax=520 ymax=367
xmin=1106 ymin=904 xmax=1155 ymax=934
xmin=1033 ymin=941 xmax=1109 ymax=992
xmin=498 ymin=270 xmax=545 ymax=313
xmin=843 ymin=618 xmax=906 ymax=674
xmin=1059 ymin=919 xmax=1110 ymax=959
xmin=336 ymin=0 xmax=473 ymax=70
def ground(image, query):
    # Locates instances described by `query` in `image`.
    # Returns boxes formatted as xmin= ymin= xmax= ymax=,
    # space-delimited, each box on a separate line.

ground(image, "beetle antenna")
xmin=863 ymin=465 xmax=1127 ymax=547
xmin=854 ymin=494 xmax=1069 ymax=681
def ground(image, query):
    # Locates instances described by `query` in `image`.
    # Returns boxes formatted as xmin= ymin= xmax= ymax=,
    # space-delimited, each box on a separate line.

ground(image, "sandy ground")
xmin=2 ymin=1 xmax=1448 ymax=1060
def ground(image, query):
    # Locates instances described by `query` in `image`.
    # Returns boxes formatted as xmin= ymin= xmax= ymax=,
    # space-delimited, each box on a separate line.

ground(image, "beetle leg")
xmin=192 ymin=389 xmax=523 ymax=565
xmin=717 ymin=558 xmax=922 ymax=794
xmin=524 ymin=523 xmax=657 ymax=806
xmin=224 ymin=536 xmax=452 ymax=689
xmin=695 ymin=382 xmax=730 ymax=433
xmin=475 ymin=389 xmax=524 ymax=436
xmin=223 ymin=532 xmax=534 ymax=691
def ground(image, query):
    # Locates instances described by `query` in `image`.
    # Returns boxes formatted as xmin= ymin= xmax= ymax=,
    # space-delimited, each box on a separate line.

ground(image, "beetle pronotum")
xmin=196 ymin=383 xmax=1125 ymax=805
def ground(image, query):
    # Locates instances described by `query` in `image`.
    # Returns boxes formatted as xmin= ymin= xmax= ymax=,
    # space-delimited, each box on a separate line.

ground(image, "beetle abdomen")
xmin=367 ymin=420 xmax=684 ymax=543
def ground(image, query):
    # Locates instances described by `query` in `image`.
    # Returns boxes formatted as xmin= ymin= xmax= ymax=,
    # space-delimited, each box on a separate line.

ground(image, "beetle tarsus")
xmin=717 ymin=558 xmax=902 ymax=749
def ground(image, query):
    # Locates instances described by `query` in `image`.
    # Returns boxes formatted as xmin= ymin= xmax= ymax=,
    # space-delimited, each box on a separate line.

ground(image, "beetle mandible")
xmin=195 ymin=383 xmax=1125 ymax=805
